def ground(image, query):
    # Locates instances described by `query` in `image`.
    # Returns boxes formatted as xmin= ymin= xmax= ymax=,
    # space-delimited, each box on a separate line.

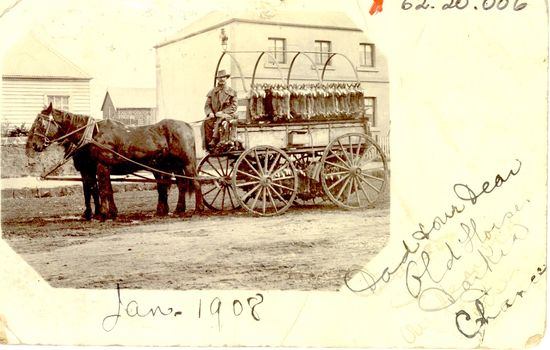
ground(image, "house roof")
xmin=2 ymin=35 xmax=91 ymax=80
xmin=156 ymin=10 xmax=362 ymax=48
xmin=102 ymin=88 xmax=156 ymax=110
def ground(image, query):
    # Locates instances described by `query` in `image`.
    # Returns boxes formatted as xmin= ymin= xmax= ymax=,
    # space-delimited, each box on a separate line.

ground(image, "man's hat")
xmin=216 ymin=69 xmax=230 ymax=78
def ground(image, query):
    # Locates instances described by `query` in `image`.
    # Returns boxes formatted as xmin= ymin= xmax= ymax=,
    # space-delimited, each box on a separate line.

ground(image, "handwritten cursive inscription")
xmin=102 ymin=284 xmax=264 ymax=332
xmin=345 ymin=160 xmax=522 ymax=294
xmin=455 ymin=264 xmax=546 ymax=339
xmin=344 ymin=159 xmax=540 ymax=341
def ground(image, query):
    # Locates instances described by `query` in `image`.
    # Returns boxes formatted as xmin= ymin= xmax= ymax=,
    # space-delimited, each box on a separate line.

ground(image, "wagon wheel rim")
xmin=320 ymin=133 xmax=388 ymax=209
xmin=232 ymin=146 xmax=298 ymax=216
xmin=198 ymin=154 xmax=240 ymax=211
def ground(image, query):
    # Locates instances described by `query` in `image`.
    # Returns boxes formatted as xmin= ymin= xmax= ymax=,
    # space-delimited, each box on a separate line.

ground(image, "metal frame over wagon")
xmin=197 ymin=50 xmax=389 ymax=216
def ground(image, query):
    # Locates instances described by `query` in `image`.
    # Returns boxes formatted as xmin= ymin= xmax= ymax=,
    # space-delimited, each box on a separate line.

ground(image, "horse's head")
xmin=25 ymin=103 xmax=64 ymax=157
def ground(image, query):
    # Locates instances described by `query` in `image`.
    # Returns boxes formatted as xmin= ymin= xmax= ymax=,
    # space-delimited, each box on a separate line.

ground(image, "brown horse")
xmin=26 ymin=103 xmax=203 ymax=220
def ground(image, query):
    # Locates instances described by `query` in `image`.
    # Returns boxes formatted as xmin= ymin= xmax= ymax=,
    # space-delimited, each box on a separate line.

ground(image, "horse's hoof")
xmin=156 ymin=204 xmax=169 ymax=216
xmin=175 ymin=210 xmax=192 ymax=218
xmin=82 ymin=210 xmax=93 ymax=221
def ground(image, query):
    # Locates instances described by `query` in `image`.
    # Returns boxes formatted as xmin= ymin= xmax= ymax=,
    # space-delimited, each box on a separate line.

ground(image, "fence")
xmin=1 ymin=137 xmax=27 ymax=146
xmin=377 ymin=135 xmax=390 ymax=160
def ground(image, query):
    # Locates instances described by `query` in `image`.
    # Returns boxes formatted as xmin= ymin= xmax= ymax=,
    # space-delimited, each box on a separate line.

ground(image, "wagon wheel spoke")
xmin=210 ymin=185 xmax=223 ymax=205
xmin=266 ymin=186 xmax=278 ymax=212
xmin=242 ymin=184 xmax=262 ymax=202
xmin=235 ymin=180 xmax=261 ymax=188
xmin=323 ymin=170 xmax=349 ymax=177
xmin=202 ymin=185 xmax=220 ymax=197
xmin=348 ymin=135 xmax=356 ymax=165
xmin=345 ymin=174 xmax=354 ymax=204
xmin=200 ymin=169 xmax=219 ymax=180
xmin=206 ymin=158 xmax=224 ymax=177
xmin=324 ymin=160 xmax=350 ymax=171
xmin=356 ymin=175 xmax=373 ymax=204
xmin=358 ymin=173 xmax=382 ymax=194
xmin=236 ymin=169 xmax=261 ymax=180
xmin=272 ymin=175 xmax=295 ymax=181
xmin=244 ymin=157 xmax=262 ymax=178
xmin=268 ymin=153 xmax=282 ymax=174
xmin=263 ymin=149 xmax=270 ymax=174
xmin=250 ymin=186 xmax=263 ymax=211
xmin=254 ymin=149 xmax=264 ymax=175
xmin=327 ymin=149 xmax=349 ymax=167
xmin=327 ymin=173 xmax=349 ymax=191
xmin=361 ymin=173 xmax=386 ymax=182
xmin=337 ymin=139 xmax=353 ymax=165
xmin=220 ymin=186 xmax=227 ymax=209
xmin=216 ymin=157 xmax=226 ymax=176
xmin=268 ymin=183 xmax=289 ymax=206
xmin=355 ymin=138 xmax=364 ymax=164
xmin=334 ymin=175 xmax=352 ymax=202
xmin=270 ymin=181 xmax=295 ymax=192
xmin=227 ymin=184 xmax=237 ymax=208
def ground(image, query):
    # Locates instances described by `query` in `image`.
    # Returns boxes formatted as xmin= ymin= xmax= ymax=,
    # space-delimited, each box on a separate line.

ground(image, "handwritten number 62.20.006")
xmin=401 ymin=0 xmax=528 ymax=11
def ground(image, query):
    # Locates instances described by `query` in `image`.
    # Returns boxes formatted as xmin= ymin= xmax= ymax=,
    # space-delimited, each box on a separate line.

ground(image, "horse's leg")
xmin=155 ymin=173 xmax=170 ymax=216
xmin=85 ymin=165 xmax=101 ymax=219
xmin=80 ymin=171 xmax=93 ymax=220
xmin=175 ymin=163 xmax=204 ymax=216
xmin=194 ymin=175 xmax=204 ymax=213
xmin=97 ymin=163 xmax=117 ymax=220
xmin=174 ymin=169 xmax=188 ymax=217
xmin=91 ymin=177 xmax=101 ymax=219
xmin=80 ymin=171 xmax=98 ymax=220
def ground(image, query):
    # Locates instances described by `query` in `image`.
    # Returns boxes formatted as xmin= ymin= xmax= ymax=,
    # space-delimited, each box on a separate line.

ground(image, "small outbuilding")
xmin=101 ymin=87 xmax=156 ymax=126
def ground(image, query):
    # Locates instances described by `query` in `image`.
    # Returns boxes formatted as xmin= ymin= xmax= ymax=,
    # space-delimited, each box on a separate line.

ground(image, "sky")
xmin=0 ymin=0 xmax=369 ymax=117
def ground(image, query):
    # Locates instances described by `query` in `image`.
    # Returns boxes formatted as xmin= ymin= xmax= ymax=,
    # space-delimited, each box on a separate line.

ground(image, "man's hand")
xmin=215 ymin=111 xmax=225 ymax=118
xmin=207 ymin=112 xmax=215 ymax=119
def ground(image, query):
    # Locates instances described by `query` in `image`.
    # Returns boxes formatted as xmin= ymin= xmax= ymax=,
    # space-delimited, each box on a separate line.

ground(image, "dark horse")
xmin=26 ymin=103 xmax=203 ymax=220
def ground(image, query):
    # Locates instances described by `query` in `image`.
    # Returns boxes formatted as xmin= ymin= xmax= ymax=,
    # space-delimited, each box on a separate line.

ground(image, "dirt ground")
xmin=1 ymin=188 xmax=389 ymax=291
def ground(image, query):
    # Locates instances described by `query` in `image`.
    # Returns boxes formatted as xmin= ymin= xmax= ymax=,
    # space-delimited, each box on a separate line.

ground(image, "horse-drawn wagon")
xmin=198 ymin=50 xmax=389 ymax=216
xmin=26 ymin=50 xmax=388 ymax=219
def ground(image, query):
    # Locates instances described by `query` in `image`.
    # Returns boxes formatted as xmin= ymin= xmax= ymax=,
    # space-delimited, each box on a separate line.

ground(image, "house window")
xmin=364 ymin=97 xmax=376 ymax=126
xmin=360 ymin=43 xmax=375 ymax=67
xmin=268 ymin=37 xmax=286 ymax=64
xmin=47 ymin=95 xmax=69 ymax=111
xmin=315 ymin=40 xmax=332 ymax=66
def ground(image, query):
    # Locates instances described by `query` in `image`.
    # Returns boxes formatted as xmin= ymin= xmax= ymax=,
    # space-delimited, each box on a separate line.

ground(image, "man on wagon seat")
xmin=203 ymin=69 xmax=237 ymax=152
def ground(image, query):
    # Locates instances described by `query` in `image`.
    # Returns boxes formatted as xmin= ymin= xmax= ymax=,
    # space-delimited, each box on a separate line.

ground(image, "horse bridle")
xmin=33 ymin=113 xmax=64 ymax=146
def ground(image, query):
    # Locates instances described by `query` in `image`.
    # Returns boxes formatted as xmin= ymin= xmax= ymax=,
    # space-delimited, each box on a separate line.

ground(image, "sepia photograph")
xmin=0 ymin=0 xmax=546 ymax=348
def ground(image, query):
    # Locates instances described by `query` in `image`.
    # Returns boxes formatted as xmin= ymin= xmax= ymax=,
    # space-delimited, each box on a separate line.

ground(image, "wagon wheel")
xmin=232 ymin=146 xmax=298 ymax=216
xmin=198 ymin=154 xmax=240 ymax=211
xmin=320 ymin=133 xmax=388 ymax=209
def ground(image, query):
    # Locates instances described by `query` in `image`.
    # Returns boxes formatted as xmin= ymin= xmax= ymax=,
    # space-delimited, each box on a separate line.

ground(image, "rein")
xmin=87 ymin=139 xmax=214 ymax=181
xmin=38 ymin=114 xmax=214 ymax=182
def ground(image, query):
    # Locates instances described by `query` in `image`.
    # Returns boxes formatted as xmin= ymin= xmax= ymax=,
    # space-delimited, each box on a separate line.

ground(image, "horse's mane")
xmin=46 ymin=107 xmax=94 ymax=129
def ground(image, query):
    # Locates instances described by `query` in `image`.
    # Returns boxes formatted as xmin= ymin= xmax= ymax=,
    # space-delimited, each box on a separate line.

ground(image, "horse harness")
xmin=39 ymin=114 xmax=212 ymax=182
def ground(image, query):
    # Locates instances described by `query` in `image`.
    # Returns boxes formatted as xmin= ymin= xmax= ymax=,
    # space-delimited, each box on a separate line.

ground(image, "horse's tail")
xmin=162 ymin=119 xmax=203 ymax=210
